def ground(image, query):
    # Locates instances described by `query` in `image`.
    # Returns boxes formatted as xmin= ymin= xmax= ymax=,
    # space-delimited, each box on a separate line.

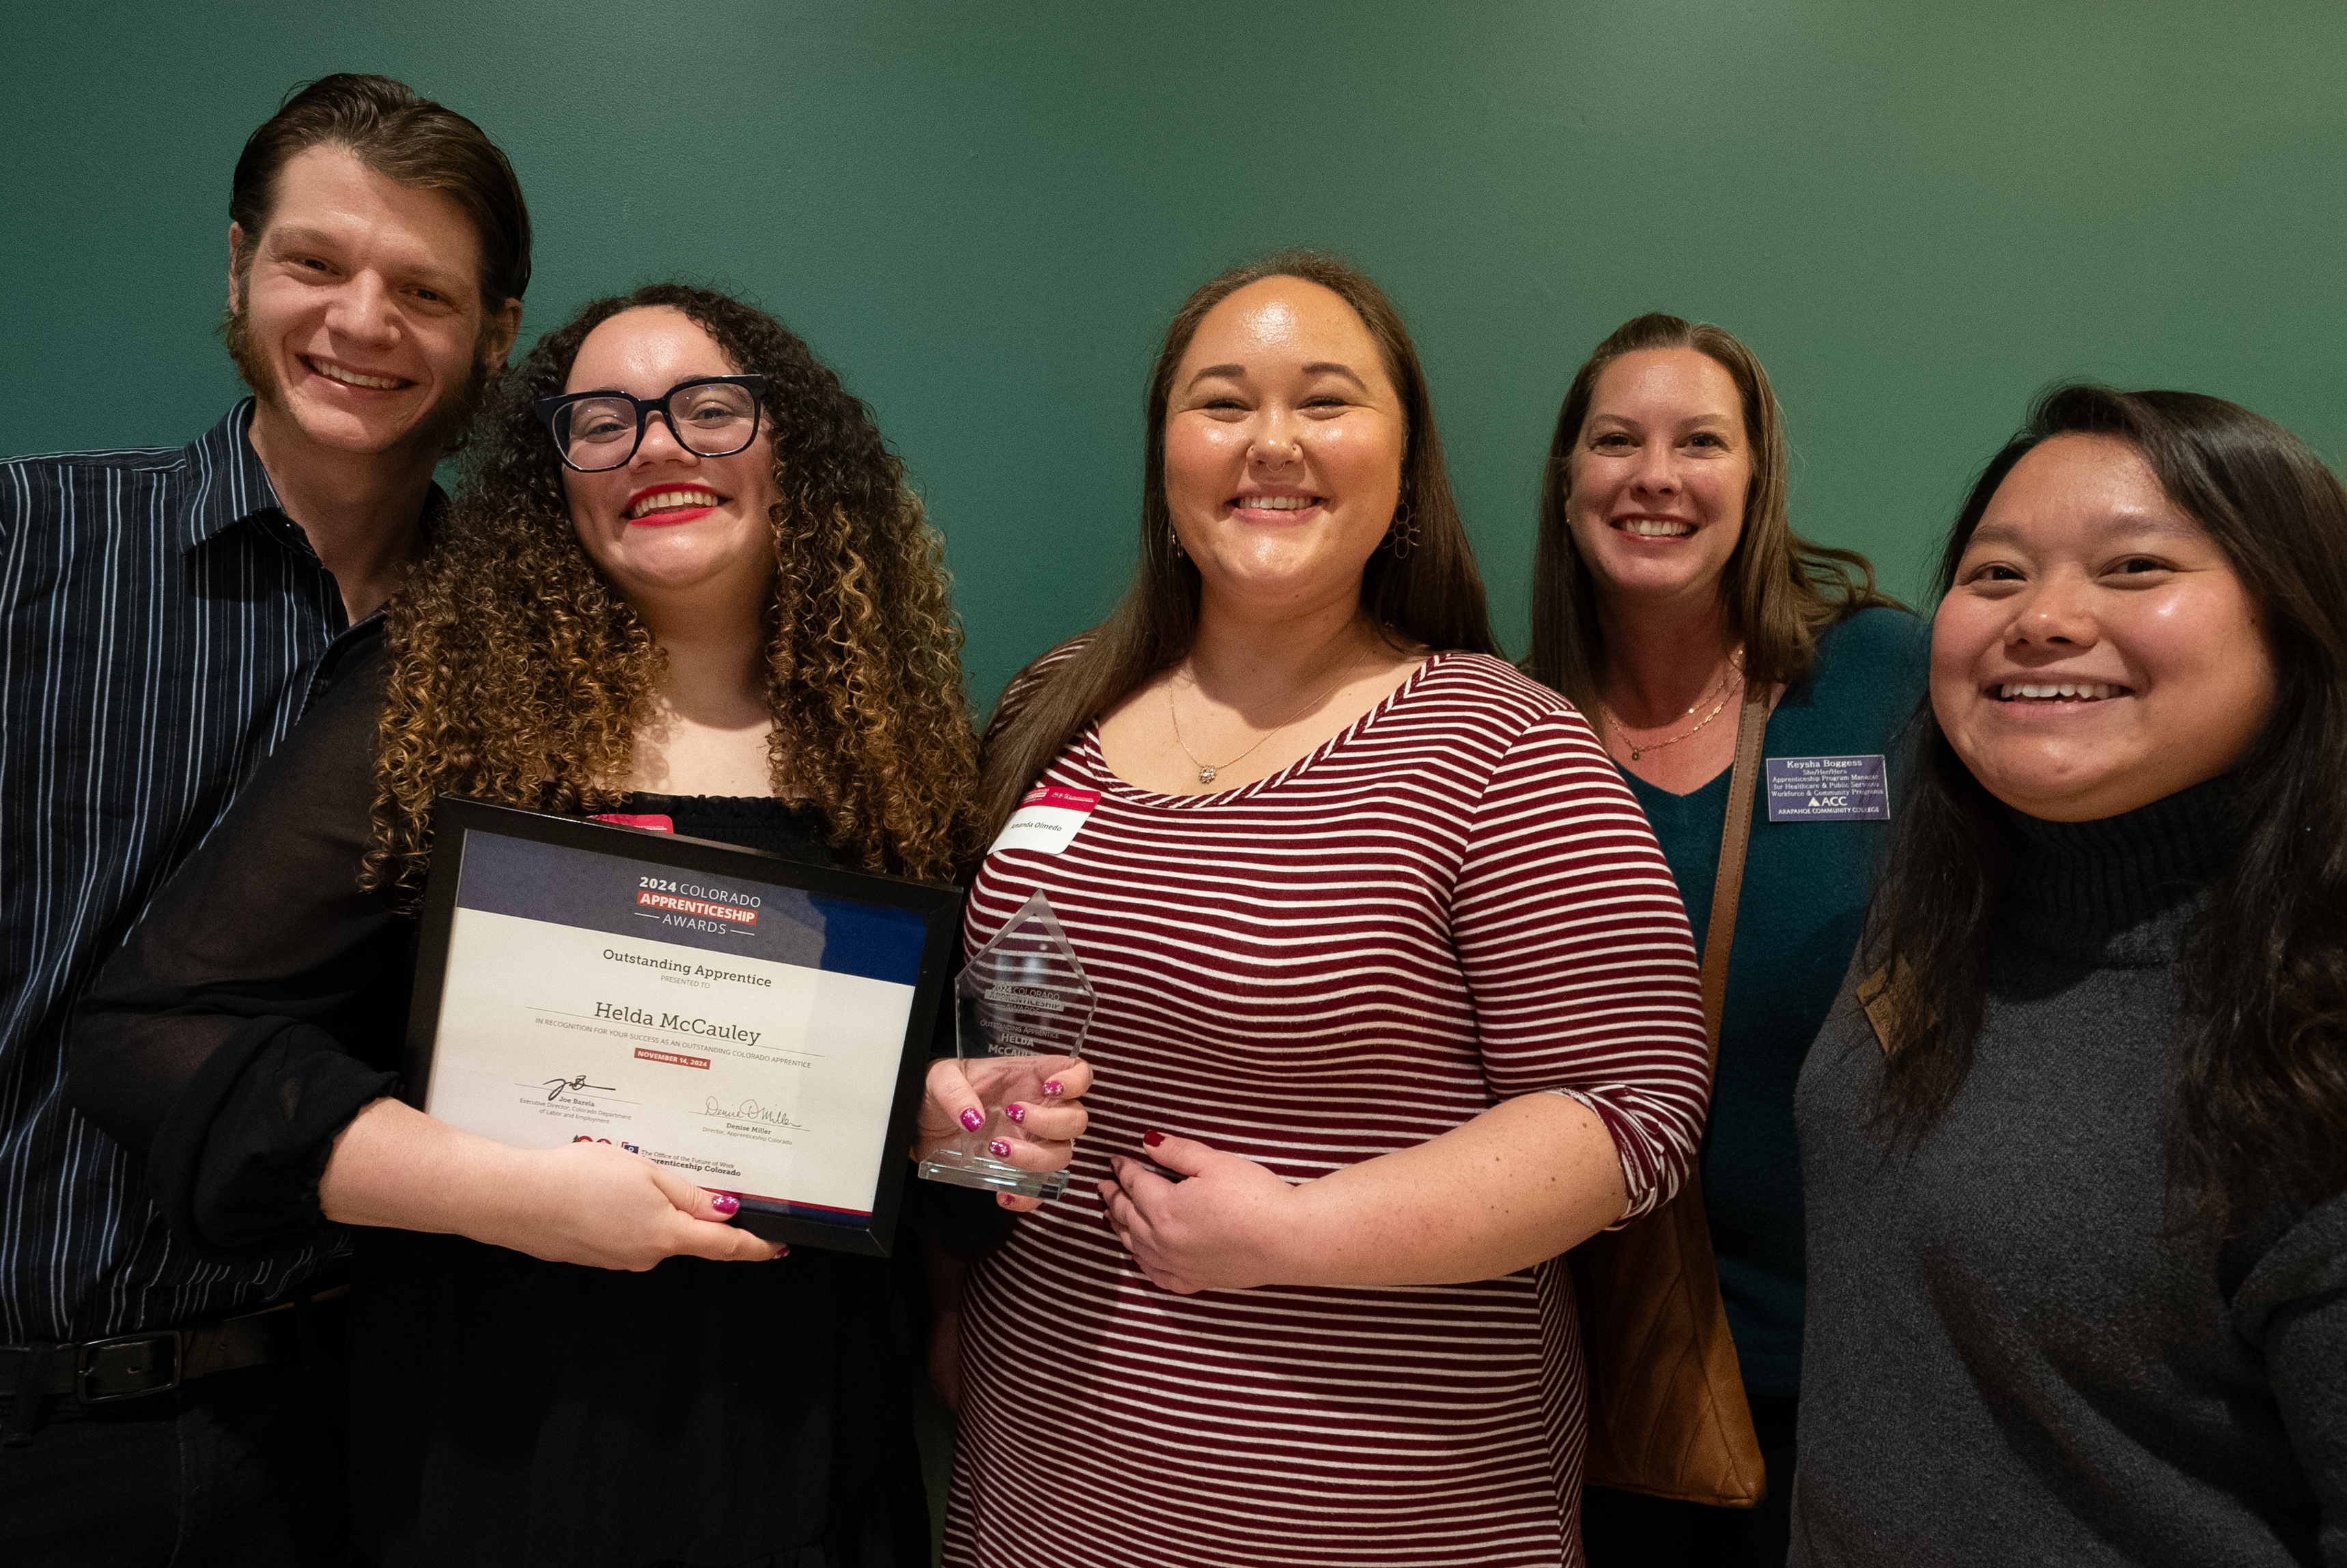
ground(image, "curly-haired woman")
xmin=69 ymin=284 xmax=1087 ymax=1565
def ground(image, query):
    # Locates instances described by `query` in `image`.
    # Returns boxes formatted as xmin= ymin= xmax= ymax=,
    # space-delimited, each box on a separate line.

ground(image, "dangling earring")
xmin=1167 ymin=524 xmax=1186 ymax=560
xmin=1386 ymin=501 xmax=1419 ymax=560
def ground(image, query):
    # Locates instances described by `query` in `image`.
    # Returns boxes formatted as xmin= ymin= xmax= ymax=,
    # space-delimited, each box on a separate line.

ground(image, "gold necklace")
xmin=1600 ymin=649 xmax=1744 ymax=763
xmin=1168 ymin=645 xmax=1364 ymax=785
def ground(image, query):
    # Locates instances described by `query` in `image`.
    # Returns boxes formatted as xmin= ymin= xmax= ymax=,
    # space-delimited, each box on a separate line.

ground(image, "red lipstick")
xmin=623 ymin=484 xmax=723 ymax=527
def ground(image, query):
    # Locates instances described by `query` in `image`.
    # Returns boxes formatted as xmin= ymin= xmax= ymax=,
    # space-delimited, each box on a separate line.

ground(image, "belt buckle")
xmin=77 ymin=1331 xmax=182 ymax=1405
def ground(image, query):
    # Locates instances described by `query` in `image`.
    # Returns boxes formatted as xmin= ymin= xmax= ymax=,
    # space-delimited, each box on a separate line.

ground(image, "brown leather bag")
xmin=1570 ymin=691 xmax=1770 ymax=1508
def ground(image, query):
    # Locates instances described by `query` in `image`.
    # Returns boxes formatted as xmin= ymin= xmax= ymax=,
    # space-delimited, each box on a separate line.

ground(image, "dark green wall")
xmin=9 ymin=3 xmax=2344 ymax=705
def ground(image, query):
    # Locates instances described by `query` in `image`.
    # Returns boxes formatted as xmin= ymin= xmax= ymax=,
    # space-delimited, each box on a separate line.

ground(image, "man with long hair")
xmin=0 ymin=74 xmax=526 ymax=1565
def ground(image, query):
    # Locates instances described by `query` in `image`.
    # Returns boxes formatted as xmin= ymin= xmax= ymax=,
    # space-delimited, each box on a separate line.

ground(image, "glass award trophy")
xmin=917 ymin=891 xmax=1095 ymax=1199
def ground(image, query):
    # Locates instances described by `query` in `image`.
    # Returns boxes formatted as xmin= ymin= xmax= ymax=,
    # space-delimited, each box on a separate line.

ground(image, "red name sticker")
xmin=1021 ymin=785 xmax=1101 ymax=811
xmin=593 ymin=813 xmax=675 ymax=833
xmin=989 ymin=785 xmax=1101 ymax=858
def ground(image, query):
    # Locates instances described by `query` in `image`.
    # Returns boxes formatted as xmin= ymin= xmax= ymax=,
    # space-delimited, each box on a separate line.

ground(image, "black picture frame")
xmin=404 ymin=797 xmax=961 ymax=1257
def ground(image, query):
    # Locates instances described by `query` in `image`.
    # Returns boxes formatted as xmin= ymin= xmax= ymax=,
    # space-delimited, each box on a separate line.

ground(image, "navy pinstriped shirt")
xmin=0 ymin=400 xmax=404 ymax=1341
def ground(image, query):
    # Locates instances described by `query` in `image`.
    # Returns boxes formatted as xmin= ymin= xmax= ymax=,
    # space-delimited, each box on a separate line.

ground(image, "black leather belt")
xmin=0 ymin=1289 xmax=345 ymax=1435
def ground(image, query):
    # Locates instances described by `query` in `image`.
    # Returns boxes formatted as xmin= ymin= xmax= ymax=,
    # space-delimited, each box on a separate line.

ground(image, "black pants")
xmin=0 ymin=1354 xmax=347 ymax=1567
xmin=1581 ymin=1393 xmax=1799 ymax=1568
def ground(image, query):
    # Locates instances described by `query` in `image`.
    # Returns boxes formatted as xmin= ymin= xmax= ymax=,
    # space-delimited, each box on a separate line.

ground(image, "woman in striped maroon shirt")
xmin=941 ymin=252 xmax=1712 ymax=1568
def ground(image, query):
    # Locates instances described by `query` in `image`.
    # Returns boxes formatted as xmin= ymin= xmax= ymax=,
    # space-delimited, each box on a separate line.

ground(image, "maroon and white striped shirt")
xmin=944 ymin=652 xmax=1708 ymax=1568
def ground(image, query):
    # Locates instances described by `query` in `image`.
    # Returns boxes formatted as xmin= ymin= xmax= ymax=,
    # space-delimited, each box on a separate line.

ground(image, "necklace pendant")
xmin=1198 ymin=766 xmax=1216 ymax=784
xmin=1629 ymin=748 xmax=1642 ymax=761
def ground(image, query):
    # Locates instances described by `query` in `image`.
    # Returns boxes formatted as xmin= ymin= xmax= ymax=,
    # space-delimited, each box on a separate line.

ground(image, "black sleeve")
xmin=68 ymin=628 xmax=407 ymax=1257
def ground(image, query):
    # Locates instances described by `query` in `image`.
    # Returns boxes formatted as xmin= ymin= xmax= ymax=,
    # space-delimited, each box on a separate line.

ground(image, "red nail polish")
xmin=989 ymin=1138 xmax=1011 ymax=1158
xmin=1142 ymin=1130 xmax=1165 ymax=1149
xmin=1005 ymin=1103 xmax=1027 ymax=1124
xmin=709 ymin=1192 xmax=740 ymax=1216
xmin=1042 ymin=1080 xmax=1065 ymax=1097
xmin=959 ymin=1107 xmax=984 ymax=1132
xmin=771 ymin=1244 xmax=790 ymax=1259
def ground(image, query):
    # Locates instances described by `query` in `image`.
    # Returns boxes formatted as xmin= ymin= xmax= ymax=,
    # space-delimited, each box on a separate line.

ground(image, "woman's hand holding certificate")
xmin=320 ymin=1097 xmax=786 ymax=1270
xmin=314 ymin=1057 xmax=1095 ymax=1266
xmin=314 ymin=1037 xmax=1096 ymax=1266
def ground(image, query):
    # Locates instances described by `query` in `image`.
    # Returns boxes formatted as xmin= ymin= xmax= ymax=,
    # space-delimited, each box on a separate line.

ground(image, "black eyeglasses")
xmin=536 ymin=374 xmax=767 ymax=473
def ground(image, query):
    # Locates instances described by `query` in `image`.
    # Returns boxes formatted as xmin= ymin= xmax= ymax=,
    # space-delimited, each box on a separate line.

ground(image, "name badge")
xmin=1765 ymin=755 xmax=1889 ymax=822
xmin=988 ymin=785 xmax=1101 ymax=857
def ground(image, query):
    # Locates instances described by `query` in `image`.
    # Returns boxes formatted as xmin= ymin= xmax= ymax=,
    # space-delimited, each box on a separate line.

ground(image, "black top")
xmin=0 ymin=401 xmax=393 ymax=1341
xmin=70 ymin=625 xmax=1000 ymax=1567
xmin=1793 ymin=778 xmax=2347 ymax=1566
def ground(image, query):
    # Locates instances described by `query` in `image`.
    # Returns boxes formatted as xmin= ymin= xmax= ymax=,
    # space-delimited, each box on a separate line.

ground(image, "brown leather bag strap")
xmin=1698 ymin=693 xmax=1772 ymax=1067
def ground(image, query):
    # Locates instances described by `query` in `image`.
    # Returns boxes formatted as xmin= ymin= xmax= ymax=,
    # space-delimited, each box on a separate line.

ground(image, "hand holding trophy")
xmin=918 ymin=892 xmax=1095 ymax=1199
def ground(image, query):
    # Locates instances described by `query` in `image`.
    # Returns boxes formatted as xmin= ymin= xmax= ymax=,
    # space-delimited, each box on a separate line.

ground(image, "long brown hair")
xmin=975 ymin=250 xmax=1498 ymax=843
xmin=1869 ymin=383 xmax=2347 ymax=1229
xmin=361 ymin=282 xmax=976 ymax=895
xmin=1524 ymin=313 xmax=1894 ymax=716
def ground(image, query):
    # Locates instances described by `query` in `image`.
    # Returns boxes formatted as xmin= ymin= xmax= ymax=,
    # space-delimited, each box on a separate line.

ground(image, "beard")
xmin=223 ymin=290 xmax=501 ymax=460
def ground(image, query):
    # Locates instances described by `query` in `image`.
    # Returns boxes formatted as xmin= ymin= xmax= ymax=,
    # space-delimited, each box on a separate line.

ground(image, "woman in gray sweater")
xmin=1793 ymin=384 xmax=2347 ymax=1566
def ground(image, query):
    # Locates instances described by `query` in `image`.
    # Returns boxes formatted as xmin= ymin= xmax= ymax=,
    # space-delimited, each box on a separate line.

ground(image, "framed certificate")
xmin=403 ymin=797 xmax=961 ymax=1256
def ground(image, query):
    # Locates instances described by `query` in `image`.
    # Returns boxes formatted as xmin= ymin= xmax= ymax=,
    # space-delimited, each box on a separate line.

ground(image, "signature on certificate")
xmin=542 ymin=1074 xmax=617 ymax=1103
xmin=697 ymin=1096 xmax=805 ymax=1130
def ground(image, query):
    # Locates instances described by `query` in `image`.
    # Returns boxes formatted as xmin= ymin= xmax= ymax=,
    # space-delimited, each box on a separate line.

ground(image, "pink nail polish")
xmin=989 ymin=1138 xmax=1011 ymax=1158
xmin=1042 ymin=1080 xmax=1065 ymax=1097
xmin=709 ymin=1192 xmax=740 ymax=1216
xmin=771 ymin=1244 xmax=790 ymax=1259
xmin=1005 ymin=1103 xmax=1027 ymax=1124
xmin=959 ymin=1108 xmax=984 ymax=1132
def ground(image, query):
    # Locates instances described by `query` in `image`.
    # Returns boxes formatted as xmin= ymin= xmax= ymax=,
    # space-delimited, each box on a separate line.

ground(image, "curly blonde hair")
xmin=363 ymin=282 xmax=976 ymax=896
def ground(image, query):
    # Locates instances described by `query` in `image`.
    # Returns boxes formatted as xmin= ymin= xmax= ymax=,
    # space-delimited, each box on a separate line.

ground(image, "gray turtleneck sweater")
xmin=1790 ymin=780 xmax=2347 ymax=1566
